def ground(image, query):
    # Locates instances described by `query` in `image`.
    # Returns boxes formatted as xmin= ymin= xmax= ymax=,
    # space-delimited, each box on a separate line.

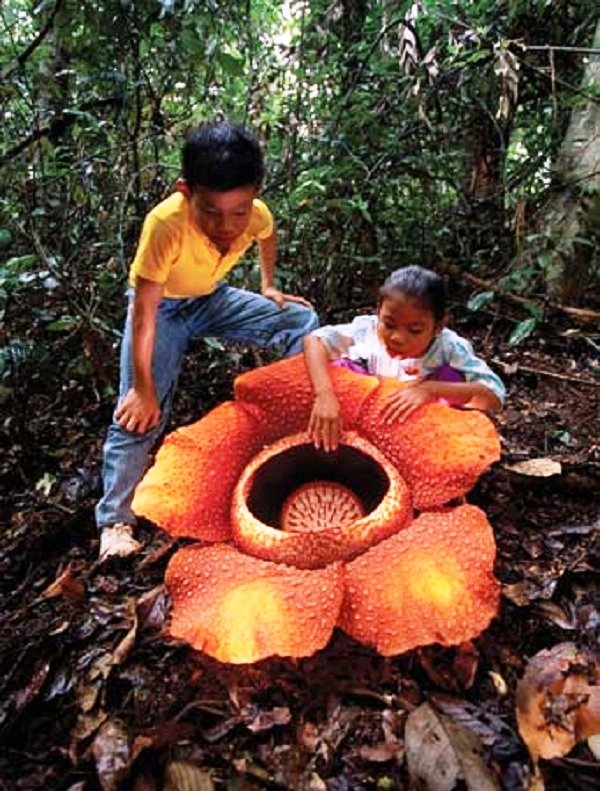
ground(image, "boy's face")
xmin=377 ymin=294 xmax=441 ymax=359
xmin=190 ymin=185 xmax=257 ymax=253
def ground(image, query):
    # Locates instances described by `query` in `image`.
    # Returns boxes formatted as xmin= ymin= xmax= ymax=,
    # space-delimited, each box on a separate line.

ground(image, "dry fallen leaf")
xmin=245 ymin=705 xmax=291 ymax=733
xmin=405 ymin=701 xmax=500 ymax=791
xmin=41 ymin=563 xmax=85 ymax=600
xmin=488 ymin=671 xmax=509 ymax=696
xmin=12 ymin=660 xmax=51 ymax=713
xmin=308 ymin=772 xmax=327 ymax=791
xmin=112 ymin=599 xmax=138 ymax=666
xmin=297 ymin=720 xmax=320 ymax=751
xmin=357 ymin=741 xmax=403 ymax=762
xmin=588 ymin=733 xmax=600 ymax=759
xmin=164 ymin=760 xmax=215 ymax=791
xmin=503 ymin=458 xmax=562 ymax=477
xmin=502 ymin=578 xmax=558 ymax=606
xmin=92 ymin=719 xmax=132 ymax=791
xmin=516 ymin=642 xmax=600 ymax=761
xmin=136 ymin=584 xmax=169 ymax=631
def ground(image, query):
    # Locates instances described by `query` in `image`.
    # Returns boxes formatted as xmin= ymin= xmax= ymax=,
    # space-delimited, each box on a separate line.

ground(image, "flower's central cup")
xmin=231 ymin=432 xmax=413 ymax=570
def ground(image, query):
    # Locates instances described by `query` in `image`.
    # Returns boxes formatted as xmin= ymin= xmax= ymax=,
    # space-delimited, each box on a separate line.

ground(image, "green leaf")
xmin=4 ymin=254 xmax=38 ymax=272
xmin=46 ymin=315 xmax=79 ymax=332
xmin=218 ymin=51 xmax=244 ymax=76
xmin=508 ymin=317 xmax=537 ymax=346
xmin=356 ymin=199 xmax=373 ymax=224
xmin=72 ymin=358 xmax=93 ymax=376
xmin=552 ymin=429 xmax=571 ymax=445
xmin=525 ymin=302 xmax=544 ymax=321
xmin=464 ymin=49 xmax=490 ymax=64
xmin=0 ymin=229 xmax=12 ymax=248
xmin=467 ymin=291 xmax=495 ymax=311
xmin=203 ymin=336 xmax=226 ymax=351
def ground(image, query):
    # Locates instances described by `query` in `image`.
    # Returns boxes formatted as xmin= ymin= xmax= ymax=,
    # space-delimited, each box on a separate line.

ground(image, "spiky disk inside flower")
xmin=281 ymin=481 xmax=365 ymax=533
xmin=339 ymin=504 xmax=500 ymax=655
xmin=234 ymin=355 xmax=379 ymax=443
xmin=231 ymin=432 xmax=412 ymax=569
xmin=166 ymin=544 xmax=344 ymax=664
xmin=132 ymin=401 xmax=267 ymax=541
xmin=357 ymin=379 xmax=501 ymax=509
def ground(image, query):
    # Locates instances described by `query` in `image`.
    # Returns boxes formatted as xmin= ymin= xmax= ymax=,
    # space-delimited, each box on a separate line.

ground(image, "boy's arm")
xmin=258 ymin=229 xmax=312 ymax=308
xmin=115 ymin=277 xmax=164 ymax=433
xmin=304 ymin=334 xmax=343 ymax=452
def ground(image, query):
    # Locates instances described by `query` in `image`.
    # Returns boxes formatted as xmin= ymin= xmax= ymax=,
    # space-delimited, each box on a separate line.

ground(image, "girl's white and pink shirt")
xmin=312 ymin=315 xmax=506 ymax=404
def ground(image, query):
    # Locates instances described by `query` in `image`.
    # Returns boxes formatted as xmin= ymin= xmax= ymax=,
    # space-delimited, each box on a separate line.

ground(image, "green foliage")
xmin=0 ymin=0 xmax=597 ymax=393
xmin=508 ymin=316 xmax=538 ymax=345
xmin=467 ymin=291 xmax=496 ymax=312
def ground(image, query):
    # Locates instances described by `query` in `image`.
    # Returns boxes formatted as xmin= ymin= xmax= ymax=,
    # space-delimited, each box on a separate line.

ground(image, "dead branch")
xmin=0 ymin=0 xmax=65 ymax=81
xmin=493 ymin=358 xmax=598 ymax=387
xmin=0 ymin=96 xmax=124 ymax=166
xmin=463 ymin=272 xmax=600 ymax=326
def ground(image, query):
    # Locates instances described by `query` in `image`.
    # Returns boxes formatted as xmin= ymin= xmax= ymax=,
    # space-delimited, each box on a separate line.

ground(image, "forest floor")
xmin=0 ymin=301 xmax=598 ymax=791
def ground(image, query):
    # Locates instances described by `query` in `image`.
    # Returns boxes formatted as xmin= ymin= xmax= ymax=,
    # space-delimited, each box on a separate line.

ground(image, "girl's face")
xmin=377 ymin=293 xmax=441 ymax=358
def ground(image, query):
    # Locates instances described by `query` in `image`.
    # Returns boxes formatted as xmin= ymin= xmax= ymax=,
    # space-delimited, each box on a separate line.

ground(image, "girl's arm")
xmin=258 ymin=230 xmax=312 ymax=308
xmin=447 ymin=381 xmax=502 ymax=411
xmin=304 ymin=334 xmax=344 ymax=451
xmin=381 ymin=330 xmax=504 ymax=423
xmin=115 ymin=277 xmax=164 ymax=433
xmin=380 ymin=379 xmax=501 ymax=424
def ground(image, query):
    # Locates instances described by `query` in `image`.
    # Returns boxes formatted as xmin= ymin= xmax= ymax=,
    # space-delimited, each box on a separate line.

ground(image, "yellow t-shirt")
xmin=128 ymin=192 xmax=274 ymax=298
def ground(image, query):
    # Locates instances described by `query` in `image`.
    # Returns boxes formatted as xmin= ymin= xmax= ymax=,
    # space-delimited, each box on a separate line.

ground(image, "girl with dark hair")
xmin=304 ymin=265 xmax=505 ymax=452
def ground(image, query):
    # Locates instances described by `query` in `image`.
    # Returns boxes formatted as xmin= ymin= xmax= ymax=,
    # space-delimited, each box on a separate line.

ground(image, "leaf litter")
xmin=0 ymin=319 xmax=598 ymax=790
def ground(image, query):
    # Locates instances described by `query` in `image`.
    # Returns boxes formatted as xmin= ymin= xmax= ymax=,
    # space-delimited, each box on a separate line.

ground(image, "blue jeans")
xmin=95 ymin=284 xmax=319 ymax=529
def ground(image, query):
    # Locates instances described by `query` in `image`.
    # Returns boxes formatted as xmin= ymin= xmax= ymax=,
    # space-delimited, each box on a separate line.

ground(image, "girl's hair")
xmin=379 ymin=266 xmax=447 ymax=322
xmin=182 ymin=120 xmax=265 ymax=191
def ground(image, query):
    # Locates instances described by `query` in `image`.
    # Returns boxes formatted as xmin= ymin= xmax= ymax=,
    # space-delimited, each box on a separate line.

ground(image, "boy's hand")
xmin=380 ymin=382 xmax=434 ymax=424
xmin=115 ymin=388 xmax=161 ymax=434
xmin=262 ymin=285 xmax=313 ymax=309
xmin=308 ymin=390 xmax=342 ymax=452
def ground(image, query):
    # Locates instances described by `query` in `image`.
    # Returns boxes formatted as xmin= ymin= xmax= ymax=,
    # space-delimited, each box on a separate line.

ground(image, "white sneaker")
xmin=99 ymin=523 xmax=143 ymax=562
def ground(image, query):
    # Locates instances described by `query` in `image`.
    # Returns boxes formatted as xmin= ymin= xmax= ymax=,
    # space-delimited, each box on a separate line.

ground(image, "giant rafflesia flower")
xmin=133 ymin=356 xmax=501 ymax=664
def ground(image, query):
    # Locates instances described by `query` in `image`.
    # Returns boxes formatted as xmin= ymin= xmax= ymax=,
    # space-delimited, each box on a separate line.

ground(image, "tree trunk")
xmin=518 ymin=20 xmax=600 ymax=303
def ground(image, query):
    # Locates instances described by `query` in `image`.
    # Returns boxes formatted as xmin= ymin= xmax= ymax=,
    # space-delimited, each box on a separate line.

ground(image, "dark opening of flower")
xmin=245 ymin=442 xmax=386 ymax=531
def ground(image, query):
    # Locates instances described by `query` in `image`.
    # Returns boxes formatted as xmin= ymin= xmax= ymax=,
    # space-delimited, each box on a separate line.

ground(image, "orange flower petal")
xmin=234 ymin=355 xmax=379 ymax=442
xmin=231 ymin=432 xmax=412 ymax=569
xmin=166 ymin=544 xmax=344 ymax=663
xmin=357 ymin=379 xmax=501 ymax=508
xmin=132 ymin=401 xmax=267 ymax=541
xmin=339 ymin=504 xmax=500 ymax=655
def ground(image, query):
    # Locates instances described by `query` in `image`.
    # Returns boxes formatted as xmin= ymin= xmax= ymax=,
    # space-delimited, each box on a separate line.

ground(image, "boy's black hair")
xmin=182 ymin=120 xmax=265 ymax=192
xmin=380 ymin=265 xmax=447 ymax=323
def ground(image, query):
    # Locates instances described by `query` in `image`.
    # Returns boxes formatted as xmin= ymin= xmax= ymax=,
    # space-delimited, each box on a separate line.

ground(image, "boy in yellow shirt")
xmin=96 ymin=120 xmax=318 ymax=561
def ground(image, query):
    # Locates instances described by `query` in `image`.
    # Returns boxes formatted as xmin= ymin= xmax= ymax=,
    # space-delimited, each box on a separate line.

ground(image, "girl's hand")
xmin=115 ymin=387 xmax=161 ymax=434
xmin=380 ymin=381 xmax=434 ymax=424
xmin=308 ymin=390 xmax=342 ymax=452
